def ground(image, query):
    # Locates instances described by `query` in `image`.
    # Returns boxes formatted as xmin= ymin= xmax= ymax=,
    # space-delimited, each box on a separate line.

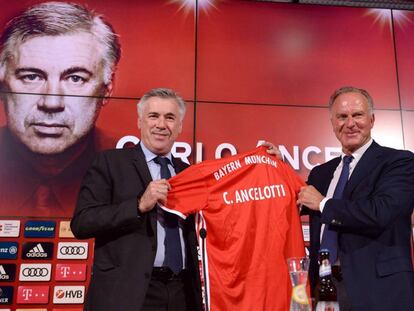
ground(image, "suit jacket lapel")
xmin=132 ymin=143 xmax=158 ymax=233
xmin=132 ymin=143 xmax=153 ymax=186
xmin=320 ymin=158 xmax=341 ymax=196
xmin=344 ymin=141 xmax=382 ymax=197
xmin=172 ymin=157 xmax=188 ymax=174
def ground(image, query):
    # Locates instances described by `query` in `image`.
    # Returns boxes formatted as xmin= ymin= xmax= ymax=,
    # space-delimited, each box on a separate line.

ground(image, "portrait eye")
xmin=67 ymin=75 xmax=86 ymax=84
xmin=20 ymin=73 xmax=43 ymax=83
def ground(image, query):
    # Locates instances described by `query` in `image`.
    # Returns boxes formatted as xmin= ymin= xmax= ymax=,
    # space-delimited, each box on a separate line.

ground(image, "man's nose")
xmin=156 ymin=117 xmax=166 ymax=128
xmin=345 ymin=117 xmax=356 ymax=127
xmin=38 ymin=81 xmax=65 ymax=110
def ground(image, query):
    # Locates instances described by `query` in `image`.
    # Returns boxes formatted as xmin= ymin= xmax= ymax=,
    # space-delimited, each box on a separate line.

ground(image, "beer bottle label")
xmin=319 ymin=264 xmax=332 ymax=278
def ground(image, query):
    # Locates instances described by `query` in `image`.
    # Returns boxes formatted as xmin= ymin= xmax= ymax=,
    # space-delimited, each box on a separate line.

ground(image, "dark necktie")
xmin=153 ymin=156 xmax=183 ymax=274
xmin=320 ymin=155 xmax=353 ymax=263
xmin=33 ymin=183 xmax=59 ymax=214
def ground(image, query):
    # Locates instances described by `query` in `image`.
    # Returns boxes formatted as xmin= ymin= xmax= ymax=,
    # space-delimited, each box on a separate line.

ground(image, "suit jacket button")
xmin=152 ymin=245 xmax=156 ymax=251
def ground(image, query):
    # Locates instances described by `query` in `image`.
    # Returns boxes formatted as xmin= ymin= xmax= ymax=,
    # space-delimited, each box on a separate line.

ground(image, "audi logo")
xmin=22 ymin=267 xmax=49 ymax=277
xmin=60 ymin=246 xmax=86 ymax=255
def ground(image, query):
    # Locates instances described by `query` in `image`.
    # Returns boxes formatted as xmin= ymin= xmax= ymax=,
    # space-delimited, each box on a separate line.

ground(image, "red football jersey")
xmin=165 ymin=146 xmax=306 ymax=311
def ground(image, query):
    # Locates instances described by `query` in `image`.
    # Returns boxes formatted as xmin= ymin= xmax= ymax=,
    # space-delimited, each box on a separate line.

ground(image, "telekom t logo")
xmin=22 ymin=288 xmax=33 ymax=300
xmin=60 ymin=266 xmax=71 ymax=278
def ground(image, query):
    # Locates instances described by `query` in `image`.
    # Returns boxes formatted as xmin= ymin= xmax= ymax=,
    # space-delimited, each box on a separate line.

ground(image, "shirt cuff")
xmin=319 ymin=197 xmax=329 ymax=212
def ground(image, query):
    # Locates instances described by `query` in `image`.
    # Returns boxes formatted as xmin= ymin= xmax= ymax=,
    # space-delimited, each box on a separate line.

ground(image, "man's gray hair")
xmin=0 ymin=1 xmax=121 ymax=85
xmin=137 ymin=88 xmax=187 ymax=121
xmin=328 ymin=86 xmax=374 ymax=115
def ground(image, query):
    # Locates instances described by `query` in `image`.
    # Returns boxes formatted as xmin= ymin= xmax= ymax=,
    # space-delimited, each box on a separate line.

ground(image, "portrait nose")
xmin=38 ymin=81 xmax=65 ymax=111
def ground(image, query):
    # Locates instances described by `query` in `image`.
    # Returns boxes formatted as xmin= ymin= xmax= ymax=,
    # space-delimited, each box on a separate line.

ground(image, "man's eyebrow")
xmin=15 ymin=67 xmax=46 ymax=76
xmin=61 ymin=67 xmax=93 ymax=78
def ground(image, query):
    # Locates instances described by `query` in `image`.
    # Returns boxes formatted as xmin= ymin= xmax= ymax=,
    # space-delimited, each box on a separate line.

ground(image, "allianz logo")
xmin=25 ymin=226 xmax=54 ymax=232
xmin=0 ymin=246 xmax=17 ymax=254
xmin=0 ymin=265 xmax=10 ymax=279
xmin=27 ymin=243 xmax=48 ymax=257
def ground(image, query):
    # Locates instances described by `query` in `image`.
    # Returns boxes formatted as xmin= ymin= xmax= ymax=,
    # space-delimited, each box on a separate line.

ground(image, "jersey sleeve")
xmin=165 ymin=164 xmax=209 ymax=218
xmin=280 ymin=161 xmax=307 ymax=258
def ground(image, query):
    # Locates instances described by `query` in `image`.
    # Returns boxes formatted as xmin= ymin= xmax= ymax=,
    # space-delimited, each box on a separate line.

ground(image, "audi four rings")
xmin=60 ymin=246 xmax=86 ymax=255
xmin=22 ymin=267 xmax=50 ymax=277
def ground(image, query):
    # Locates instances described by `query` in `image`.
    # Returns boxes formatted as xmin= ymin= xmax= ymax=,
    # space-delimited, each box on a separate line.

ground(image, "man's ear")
xmin=0 ymin=64 xmax=5 ymax=81
xmin=101 ymin=81 xmax=113 ymax=106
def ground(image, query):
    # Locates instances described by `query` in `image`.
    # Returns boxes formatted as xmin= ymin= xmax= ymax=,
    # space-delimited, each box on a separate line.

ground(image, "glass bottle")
xmin=315 ymin=249 xmax=340 ymax=311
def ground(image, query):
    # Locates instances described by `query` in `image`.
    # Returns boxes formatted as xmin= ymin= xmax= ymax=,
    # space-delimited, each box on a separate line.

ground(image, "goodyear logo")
xmin=24 ymin=221 xmax=56 ymax=238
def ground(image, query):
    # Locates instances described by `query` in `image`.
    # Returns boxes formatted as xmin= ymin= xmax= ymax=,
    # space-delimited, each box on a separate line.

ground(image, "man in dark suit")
xmin=298 ymin=86 xmax=414 ymax=311
xmin=71 ymin=88 xmax=203 ymax=311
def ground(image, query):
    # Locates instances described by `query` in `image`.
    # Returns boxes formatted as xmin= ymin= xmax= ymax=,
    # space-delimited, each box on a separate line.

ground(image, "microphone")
xmin=199 ymin=228 xmax=207 ymax=239
xmin=199 ymin=228 xmax=209 ymax=311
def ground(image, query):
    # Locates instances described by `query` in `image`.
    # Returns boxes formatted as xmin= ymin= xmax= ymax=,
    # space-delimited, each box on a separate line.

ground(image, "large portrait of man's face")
xmin=2 ymin=31 xmax=110 ymax=154
xmin=0 ymin=1 xmax=121 ymax=217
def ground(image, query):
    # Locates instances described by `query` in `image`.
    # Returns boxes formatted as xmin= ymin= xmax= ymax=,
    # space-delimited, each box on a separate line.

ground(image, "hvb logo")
xmin=17 ymin=285 xmax=49 ymax=304
xmin=53 ymin=286 xmax=85 ymax=304
xmin=55 ymin=264 xmax=87 ymax=281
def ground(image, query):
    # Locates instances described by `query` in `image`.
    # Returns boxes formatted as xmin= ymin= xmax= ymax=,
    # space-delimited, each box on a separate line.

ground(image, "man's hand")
xmin=261 ymin=141 xmax=282 ymax=160
xmin=138 ymin=179 xmax=171 ymax=213
xmin=297 ymin=185 xmax=325 ymax=211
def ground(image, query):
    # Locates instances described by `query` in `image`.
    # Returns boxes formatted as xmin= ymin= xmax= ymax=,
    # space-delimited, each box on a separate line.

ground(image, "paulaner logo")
xmin=0 ymin=286 xmax=13 ymax=304
xmin=24 ymin=221 xmax=56 ymax=238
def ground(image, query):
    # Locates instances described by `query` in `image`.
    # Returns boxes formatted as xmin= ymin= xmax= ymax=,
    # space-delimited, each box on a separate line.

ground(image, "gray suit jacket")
xmin=71 ymin=144 xmax=202 ymax=311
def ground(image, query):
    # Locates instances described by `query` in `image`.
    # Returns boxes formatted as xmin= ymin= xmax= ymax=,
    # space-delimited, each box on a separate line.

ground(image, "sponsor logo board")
xmin=53 ymin=286 xmax=85 ymax=304
xmin=0 ymin=243 xmax=18 ymax=260
xmin=22 ymin=242 xmax=53 ymax=260
xmin=0 ymin=221 xmax=20 ymax=237
xmin=58 ymin=221 xmax=74 ymax=238
xmin=0 ymin=286 xmax=13 ymax=304
xmin=55 ymin=263 xmax=87 ymax=281
xmin=17 ymin=285 xmax=49 ymax=304
xmin=24 ymin=221 xmax=56 ymax=238
xmin=19 ymin=264 xmax=51 ymax=282
xmin=0 ymin=264 xmax=16 ymax=282
xmin=57 ymin=242 xmax=88 ymax=260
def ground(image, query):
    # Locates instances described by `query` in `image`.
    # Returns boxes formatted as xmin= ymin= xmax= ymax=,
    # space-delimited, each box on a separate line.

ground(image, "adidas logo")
xmin=27 ymin=243 xmax=47 ymax=258
xmin=0 ymin=265 xmax=9 ymax=279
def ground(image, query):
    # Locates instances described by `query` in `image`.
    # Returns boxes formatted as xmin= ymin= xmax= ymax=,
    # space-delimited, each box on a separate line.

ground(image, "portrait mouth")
xmin=31 ymin=122 xmax=68 ymax=136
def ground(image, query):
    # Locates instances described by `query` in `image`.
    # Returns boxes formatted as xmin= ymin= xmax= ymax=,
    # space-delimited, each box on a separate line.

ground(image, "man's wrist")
xmin=319 ymin=197 xmax=329 ymax=212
